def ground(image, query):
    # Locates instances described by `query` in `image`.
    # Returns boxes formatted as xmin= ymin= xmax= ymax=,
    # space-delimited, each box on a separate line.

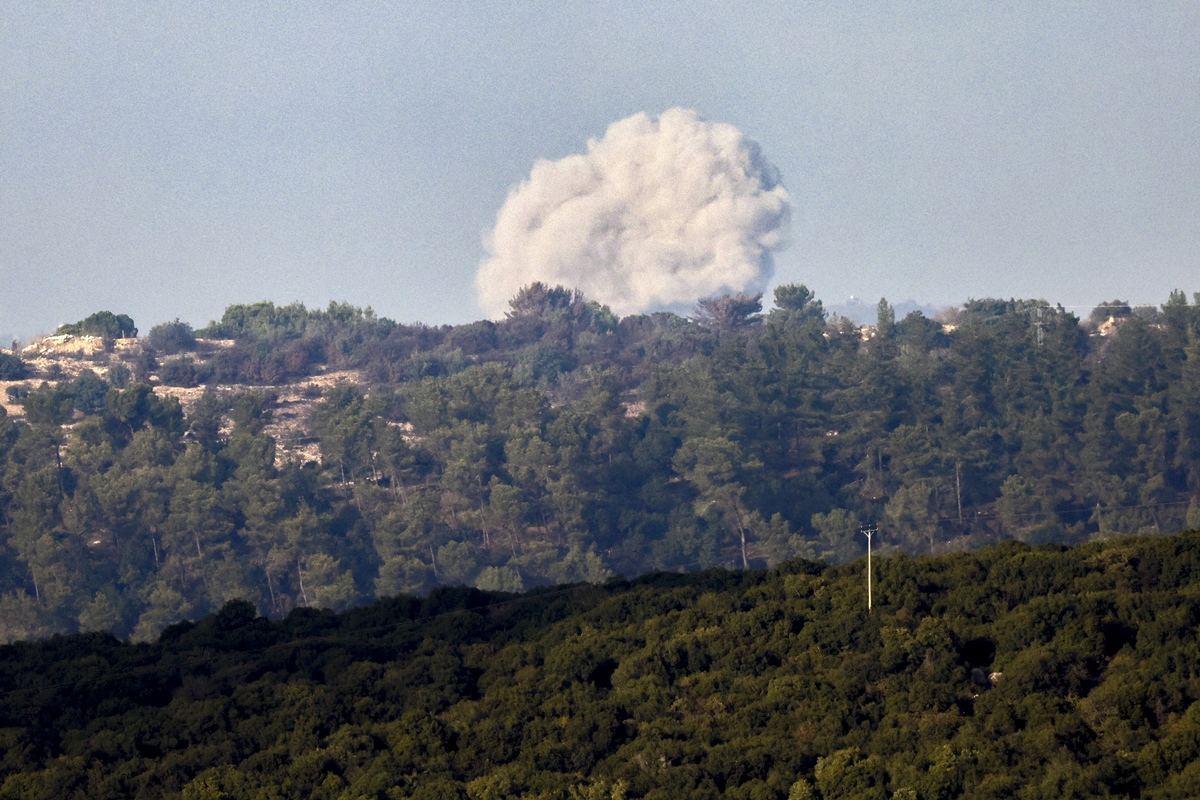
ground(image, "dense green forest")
xmin=3 ymin=285 xmax=1200 ymax=642
xmin=1 ymin=532 xmax=1199 ymax=798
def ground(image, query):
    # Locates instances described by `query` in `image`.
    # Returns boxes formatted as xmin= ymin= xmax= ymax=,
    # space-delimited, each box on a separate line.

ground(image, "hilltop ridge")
xmin=1 ymin=287 xmax=1199 ymax=644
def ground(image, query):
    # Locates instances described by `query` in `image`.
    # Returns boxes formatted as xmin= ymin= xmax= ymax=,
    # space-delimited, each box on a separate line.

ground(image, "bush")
xmin=133 ymin=348 xmax=159 ymax=382
xmin=158 ymin=357 xmax=201 ymax=388
xmin=20 ymin=382 xmax=75 ymax=426
xmin=146 ymin=320 xmax=197 ymax=355
xmin=107 ymin=364 xmax=131 ymax=389
xmin=70 ymin=369 xmax=110 ymax=415
xmin=0 ymin=352 xmax=28 ymax=380
xmin=56 ymin=311 xmax=137 ymax=339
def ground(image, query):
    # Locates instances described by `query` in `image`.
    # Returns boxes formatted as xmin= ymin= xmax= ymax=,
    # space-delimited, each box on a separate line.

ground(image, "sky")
xmin=2 ymin=2 xmax=1199 ymax=341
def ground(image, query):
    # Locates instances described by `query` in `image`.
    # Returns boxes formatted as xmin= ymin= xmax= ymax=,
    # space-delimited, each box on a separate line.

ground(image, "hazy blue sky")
xmin=2 ymin=2 xmax=1198 ymax=340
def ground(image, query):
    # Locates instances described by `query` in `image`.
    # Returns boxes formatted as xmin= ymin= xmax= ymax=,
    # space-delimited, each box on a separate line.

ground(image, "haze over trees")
xmin=1 ymin=285 xmax=1200 ymax=642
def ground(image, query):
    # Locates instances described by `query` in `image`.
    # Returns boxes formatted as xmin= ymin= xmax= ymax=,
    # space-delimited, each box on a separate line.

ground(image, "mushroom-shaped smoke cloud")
xmin=476 ymin=108 xmax=790 ymax=318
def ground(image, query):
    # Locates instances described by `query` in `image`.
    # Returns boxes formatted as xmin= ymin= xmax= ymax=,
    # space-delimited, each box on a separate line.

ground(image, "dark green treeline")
xmin=1 ymin=532 xmax=1200 ymax=798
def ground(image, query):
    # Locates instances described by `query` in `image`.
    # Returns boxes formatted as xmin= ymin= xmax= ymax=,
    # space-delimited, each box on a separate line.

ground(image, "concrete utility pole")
xmin=862 ymin=525 xmax=877 ymax=610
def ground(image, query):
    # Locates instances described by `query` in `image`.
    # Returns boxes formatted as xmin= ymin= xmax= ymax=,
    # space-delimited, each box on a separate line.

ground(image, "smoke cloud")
xmin=476 ymin=108 xmax=790 ymax=318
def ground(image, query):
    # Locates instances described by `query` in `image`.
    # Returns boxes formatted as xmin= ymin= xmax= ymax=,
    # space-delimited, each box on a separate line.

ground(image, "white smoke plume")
xmin=476 ymin=108 xmax=791 ymax=318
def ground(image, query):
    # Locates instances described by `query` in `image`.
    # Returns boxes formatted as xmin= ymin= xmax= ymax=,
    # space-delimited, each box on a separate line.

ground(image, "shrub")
xmin=146 ymin=320 xmax=197 ymax=355
xmin=0 ymin=352 xmax=28 ymax=380
xmin=133 ymin=348 xmax=159 ymax=382
xmin=107 ymin=363 xmax=132 ymax=389
xmin=158 ymin=357 xmax=200 ymax=388
xmin=70 ymin=369 xmax=111 ymax=415
xmin=56 ymin=311 xmax=137 ymax=339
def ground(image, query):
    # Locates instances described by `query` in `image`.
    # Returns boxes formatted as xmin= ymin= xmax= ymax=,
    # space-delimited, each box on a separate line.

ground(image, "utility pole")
xmin=862 ymin=525 xmax=876 ymax=610
xmin=955 ymin=460 xmax=964 ymax=533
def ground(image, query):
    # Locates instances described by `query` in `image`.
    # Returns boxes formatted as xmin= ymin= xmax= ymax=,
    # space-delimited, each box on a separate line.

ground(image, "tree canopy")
xmin=0 ymin=531 xmax=1198 ymax=798
xmin=1 ymin=286 xmax=1200 ymax=646
xmin=55 ymin=311 xmax=138 ymax=339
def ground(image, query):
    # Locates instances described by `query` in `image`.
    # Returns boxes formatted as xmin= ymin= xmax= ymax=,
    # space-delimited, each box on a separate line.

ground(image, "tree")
xmin=506 ymin=283 xmax=585 ymax=321
xmin=186 ymin=390 xmax=228 ymax=453
xmin=0 ymin=352 xmax=28 ymax=380
xmin=106 ymin=363 xmax=131 ymax=389
xmin=228 ymin=390 xmax=276 ymax=437
xmin=146 ymin=319 xmax=197 ymax=355
xmin=77 ymin=591 xmax=119 ymax=632
xmin=311 ymin=385 xmax=374 ymax=484
xmin=258 ymin=502 xmax=330 ymax=608
xmin=772 ymin=284 xmax=826 ymax=325
xmin=1188 ymin=499 xmax=1200 ymax=531
xmin=876 ymin=298 xmax=895 ymax=336
xmin=56 ymin=311 xmax=137 ymax=339
xmin=161 ymin=478 xmax=236 ymax=606
xmin=19 ymin=383 xmax=75 ymax=427
xmin=811 ymin=508 xmax=863 ymax=565
xmin=131 ymin=580 xmax=194 ymax=641
xmin=815 ymin=749 xmax=889 ymax=800
xmin=474 ymin=565 xmax=524 ymax=594
xmin=694 ymin=293 xmax=764 ymax=333
xmin=69 ymin=369 xmax=110 ymax=416
xmin=436 ymin=541 xmax=478 ymax=586
xmin=300 ymin=553 xmax=357 ymax=610
xmin=672 ymin=436 xmax=760 ymax=569
xmin=104 ymin=383 xmax=185 ymax=443
xmin=487 ymin=478 xmax=529 ymax=554
xmin=884 ymin=482 xmax=938 ymax=551
xmin=996 ymin=474 xmax=1059 ymax=544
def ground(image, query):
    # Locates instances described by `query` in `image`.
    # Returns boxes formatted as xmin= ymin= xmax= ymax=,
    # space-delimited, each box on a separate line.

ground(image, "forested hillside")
xmin=1 ymin=532 xmax=1199 ymax=799
xmin=2 ymin=286 xmax=1200 ymax=642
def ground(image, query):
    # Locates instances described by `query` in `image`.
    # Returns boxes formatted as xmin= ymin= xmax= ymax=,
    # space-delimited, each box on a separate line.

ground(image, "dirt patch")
xmin=2 ymin=341 xmax=362 ymax=469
